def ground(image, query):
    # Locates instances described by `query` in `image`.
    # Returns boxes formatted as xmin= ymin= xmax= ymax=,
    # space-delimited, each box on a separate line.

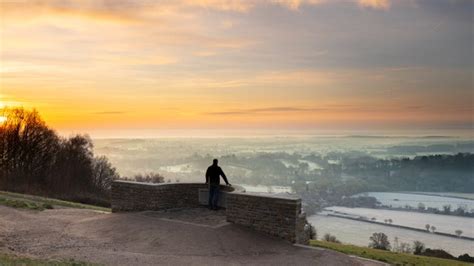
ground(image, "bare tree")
xmin=413 ymin=240 xmax=425 ymax=255
xmin=0 ymin=108 xmax=119 ymax=207
xmin=425 ymin=224 xmax=430 ymax=231
xmin=369 ymin=232 xmax=391 ymax=250
xmin=92 ymin=156 xmax=119 ymax=192
xmin=0 ymin=108 xmax=59 ymax=191
xmin=133 ymin=172 xmax=165 ymax=183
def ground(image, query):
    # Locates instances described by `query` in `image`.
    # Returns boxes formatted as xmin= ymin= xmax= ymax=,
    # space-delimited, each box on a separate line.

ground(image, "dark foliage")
xmin=339 ymin=196 xmax=379 ymax=208
xmin=418 ymin=248 xmax=455 ymax=260
xmin=412 ymin=240 xmax=425 ymax=255
xmin=457 ymin=253 xmax=474 ymax=263
xmin=309 ymin=225 xmax=317 ymax=240
xmin=0 ymin=108 xmax=119 ymax=206
xmin=132 ymin=172 xmax=165 ymax=183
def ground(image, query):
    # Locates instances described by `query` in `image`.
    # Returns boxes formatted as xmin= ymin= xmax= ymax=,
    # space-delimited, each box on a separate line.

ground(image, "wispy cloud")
xmin=208 ymin=106 xmax=327 ymax=115
xmin=207 ymin=104 xmax=443 ymax=116
xmin=357 ymin=0 xmax=390 ymax=10
xmin=1 ymin=0 xmax=392 ymax=25
xmin=93 ymin=111 xmax=126 ymax=115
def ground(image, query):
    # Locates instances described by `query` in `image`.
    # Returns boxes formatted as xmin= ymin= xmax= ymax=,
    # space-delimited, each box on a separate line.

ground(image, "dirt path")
xmin=0 ymin=206 xmax=383 ymax=265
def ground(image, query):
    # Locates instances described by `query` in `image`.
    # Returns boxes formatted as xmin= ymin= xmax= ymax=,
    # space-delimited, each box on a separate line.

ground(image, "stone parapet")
xmin=111 ymin=180 xmax=310 ymax=244
xmin=226 ymin=192 xmax=309 ymax=243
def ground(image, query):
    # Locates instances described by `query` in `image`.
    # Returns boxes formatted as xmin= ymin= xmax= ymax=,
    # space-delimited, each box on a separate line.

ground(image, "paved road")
xmin=0 ymin=206 xmax=383 ymax=265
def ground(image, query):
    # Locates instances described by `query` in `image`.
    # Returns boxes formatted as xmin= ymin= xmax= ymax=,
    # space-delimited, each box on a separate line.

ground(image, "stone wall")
xmin=111 ymin=180 xmax=233 ymax=212
xmin=111 ymin=180 xmax=310 ymax=244
xmin=226 ymin=192 xmax=310 ymax=244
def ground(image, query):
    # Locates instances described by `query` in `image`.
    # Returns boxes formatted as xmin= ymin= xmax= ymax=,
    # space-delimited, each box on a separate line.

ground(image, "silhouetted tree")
xmin=0 ymin=108 xmax=59 ymax=191
xmin=92 ymin=156 xmax=119 ymax=192
xmin=0 ymin=108 xmax=119 ymax=206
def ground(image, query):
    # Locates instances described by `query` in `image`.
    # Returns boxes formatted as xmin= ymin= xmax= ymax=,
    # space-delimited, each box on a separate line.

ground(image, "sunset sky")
xmin=1 ymin=0 xmax=472 ymax=136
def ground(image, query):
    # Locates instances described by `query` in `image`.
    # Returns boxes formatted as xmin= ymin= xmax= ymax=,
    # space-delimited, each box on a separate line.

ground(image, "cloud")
xmin=0 ymin=0 xmax=144 ymax=23
xmin=104 ymin=55 xmax=179 ymax=66
xmin=270 ymin=0 xmax=326 ymax=10
xmin=93 ymin=111 xmax=126 ymax=115
xmin=185 ymin=0 xmax=255 ymax=12
xmin=0 ymin=0 xmax=390 ymax=25
xmin=357 ymin=0 xmax=390 ymax=10
xmin=207 ymin=106 xmax=327 ymax=115
xmin=206 ymin=103 xmax=440 ymax=116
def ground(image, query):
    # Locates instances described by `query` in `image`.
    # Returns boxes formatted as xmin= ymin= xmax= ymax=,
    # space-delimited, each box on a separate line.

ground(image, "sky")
xmin=0 ymin=0 xmax=473 ymax=136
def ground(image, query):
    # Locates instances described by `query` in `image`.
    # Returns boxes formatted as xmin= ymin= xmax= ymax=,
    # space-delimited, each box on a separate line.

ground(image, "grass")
xmin=0 ymin=191 xmax=110 ymax=212
xmin=0 ymin=253 xmax=97 ymax=266
xmin=0 ymin=197 xmax=52 ymax=211
xmin=310 ymin=240 xmax=472 ymax=266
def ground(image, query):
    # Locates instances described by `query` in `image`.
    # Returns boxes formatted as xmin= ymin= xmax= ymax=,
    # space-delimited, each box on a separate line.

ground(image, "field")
xmin=323 ymin=206 xmax=474 ymax=238
xmin=402 ymin=192 xmax=474 ymax=201
xmin=310 ymin=240 xmax=471 ymax=266
xmin=308 ymin=214 xmax=473 ymax=256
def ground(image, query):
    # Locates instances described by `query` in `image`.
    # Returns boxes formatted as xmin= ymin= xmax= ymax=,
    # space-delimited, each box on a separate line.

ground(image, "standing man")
xmin=205 ymin=159 xmax=230 ymax=210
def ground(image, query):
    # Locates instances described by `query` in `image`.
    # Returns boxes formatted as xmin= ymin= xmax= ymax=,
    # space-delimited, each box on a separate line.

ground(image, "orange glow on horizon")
xmin=0 ymin=1 xmax=471 ymax=135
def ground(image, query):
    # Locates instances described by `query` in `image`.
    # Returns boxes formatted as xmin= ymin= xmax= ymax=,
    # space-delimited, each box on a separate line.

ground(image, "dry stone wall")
xmin=226 ymin=192 xmax=309 ymax=244
xmin=111 ymin=180 xmax=310 ymax=244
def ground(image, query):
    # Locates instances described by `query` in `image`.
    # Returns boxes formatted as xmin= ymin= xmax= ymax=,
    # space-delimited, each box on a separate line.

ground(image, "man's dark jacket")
xmin=206 ymin=165 xmax=229 ymax=186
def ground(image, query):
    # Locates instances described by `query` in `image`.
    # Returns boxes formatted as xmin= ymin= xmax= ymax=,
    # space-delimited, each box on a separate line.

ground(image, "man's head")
xmin=213 ymin=159 xmax=218 ymax=166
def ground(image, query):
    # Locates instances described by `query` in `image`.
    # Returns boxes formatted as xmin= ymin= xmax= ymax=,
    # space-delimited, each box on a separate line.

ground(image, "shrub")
xmin=43 ymin=203 xmax=54 ymax=209
xmin=458 ymin=253 xmax=474 ymax=263
xmin=323 ymin=233 xmax=340 ymax=243
xmin=133 ymin=172 xmax=165 ymax=183
xmin=369 ymin=232 xmax=391 ymax=250
xmin=413 ymin=240 xmax=425 ymax=255
xmin=309 ymin=225 xmax=317 ymax=240
xmin=419 ymin=248 xmax=455 ymax=260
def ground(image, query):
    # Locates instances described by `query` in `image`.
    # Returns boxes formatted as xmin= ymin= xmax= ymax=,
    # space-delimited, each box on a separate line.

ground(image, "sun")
xmin=0 ymin=116 xmax=6 ymax=124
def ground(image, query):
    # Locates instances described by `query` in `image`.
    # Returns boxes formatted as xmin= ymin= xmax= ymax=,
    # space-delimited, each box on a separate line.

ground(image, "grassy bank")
xmin=310 ymin=240 xmax=471 ymax=266
xmin=0 ymin=253 xmax=96 ymax=266
xmin=0 ymin=191 xmax=110 ymax=212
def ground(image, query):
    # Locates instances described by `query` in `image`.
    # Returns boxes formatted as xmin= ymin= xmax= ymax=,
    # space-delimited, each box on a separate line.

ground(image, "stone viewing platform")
xmin=111 ymin=180 xmax=311 ymax=244
xmin=0 ymin=182 xmax=383 ymax=265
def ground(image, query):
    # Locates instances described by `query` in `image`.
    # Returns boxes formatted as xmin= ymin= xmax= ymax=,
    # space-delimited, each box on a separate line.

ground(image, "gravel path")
xmin=0 ymin=206 xmax=383 ymax=265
